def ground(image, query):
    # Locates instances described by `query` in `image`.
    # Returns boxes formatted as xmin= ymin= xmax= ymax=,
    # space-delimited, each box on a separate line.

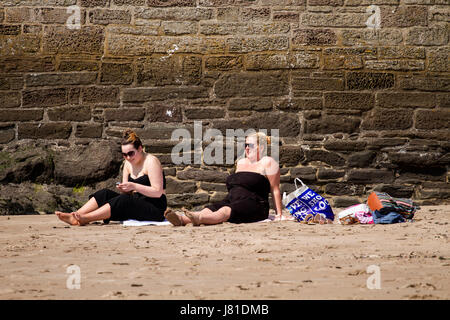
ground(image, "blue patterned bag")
xmin=282 ymin=178 xmax=334 ymax=223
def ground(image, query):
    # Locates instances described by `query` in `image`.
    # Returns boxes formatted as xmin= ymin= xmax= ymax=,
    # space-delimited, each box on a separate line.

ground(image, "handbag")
xmin=282 ymin=178 xmax=334 ymax=223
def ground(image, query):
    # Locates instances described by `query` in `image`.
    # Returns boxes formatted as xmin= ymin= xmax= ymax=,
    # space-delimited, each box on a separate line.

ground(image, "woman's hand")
xmin=116 ymin=182 xmax=136 ymax=193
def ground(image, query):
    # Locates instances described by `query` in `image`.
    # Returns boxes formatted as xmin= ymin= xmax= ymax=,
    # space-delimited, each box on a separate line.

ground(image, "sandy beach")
xmin=0 ymin=205 xmax=448 ymax=300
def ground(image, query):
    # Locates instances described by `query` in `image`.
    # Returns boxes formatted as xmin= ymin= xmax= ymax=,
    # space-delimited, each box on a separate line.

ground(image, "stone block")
xmin=292 ymin=77 xmax=344 ymax=92
xmin=185 ymin=107 xmax=225 ymax=119
xmin=361 ymin=108 xmax=413 ymax=130
xmin=48 ymin=106 xmax=92 ymax=121
xmin=200 ymin=182 xmax=227 ymax=193
xmin=22 ymin=88 xmax=68 ymax=107
xmin=292 ymin=28 xmax=337 ymax=46
xmin=240 ymin=7 xmax=271 ymax=21
xmin=347 ymin=169 xmax=394 ymax=184
xmin=43 ymin=26 xmax=104 ymax=55
xmin=372 ymin=184 xmax=414 ymax=198
xmin=58 ymin=60 xmax=99 ymax=72
xmin=378 ymin=47 xmax=425 ymax=59
xmin=427 ymin=47 xmax=449 ymax=72
xmin=347 ymin=150 xmax=376 ymax=168
xmin=123 ymin=87 xmax=209 ymax=102
xmin=275 ymin=98 xmax=322 ymax=111
xmin=273 ymin=11 xmax=300 ymax=22
xmin=146 ymin=103 xmax=182 ymax=122
xmin=215 ymin=72 xmax=288 ymax=98
xmin=177 ymin=167 xmax=229 ymax=183
xmin=0 ymin=128 xmax=15 ymax=144
xmin=0 ymin=35 xmax=40 ymax=55
xmin=377 ymin=93 xmax=436 ymax=109
xmin=406 ymin=26 xmax=448 ymax=46
xmin=75 ymin=123 xmax=103 ymax=138
xmin=398 ymin=76 xmax=450 ymax=92
xmin=88 ymin=9 xmax=132 ymax=25
xmin=346 ymin=72 xmax=394 ymax=90
xmin=324 ymin=140 xmax=367 ymax=152
xmin=137 ymin=124 xmax=194 ymax=140
xmin=228 ymin=97 xmax=272 ymax=111
xmin=388 ymin=151 xmax=448 ymax=168
xmin=147 ymin=0 xmax=196 ymax=6
xmin=317 ymin=168 xmax=345 ymax=180
xmin=0 ymin=91 xmax=21 ymax=108
xmin=166 ymin=193 xmax=209 ymax=208
xmin=381 ymin=6 xmax=428 ymax=27
xmin=301 ymin=13 xmax=366 ymax=27
xmin=305 ymin=149 xmax=346 ymax=166
xmin=416 ymin=110 xmax=450 ymax=130
xmin=0 ymin=76 xmax=23 ymax=90
xmin=25 ymin=73 xmax=97 ymax=87
xmin=365 ymin=60 xmax=425 ymax=71
xmin=136 ymin=55 xmax=202 ymax=86
xmin=100 ymin=63 xmax=133 ymax=84
xmin=290 ymin=167 xmax=317 ymax=182
xmin=341 ymin=29 xmax=403 ymax=46
xmin=0 ymin=25 xmax=20 ymax=35
xmin=162 ymin=21 xmax=197 ymax=35
xmin=104 ymin=108 xmax=145 ymax=122
xmin=331 ymin=197 xmax=361 ymax=208
xmin=81 ymin=87 xmax=120 ymax=104
xmin=165 ymin=176 xmax=197 ymax=194
xmin=81 ymin=0 xmax=109 ymax=6
xmin=135 ymin=7 xmax=213 ymax=21
xmin=0 ymin=109 xmax=43 ymax=122
xmin=305 ymin=115 xmax=360 ymax=134
xmin=227 ymin=36 xmax=289 ymax=53
xmin=324 ymin=92 xmax=374 ymax=111
xmin=280 ymin=146 xmax=305 ymax=166
xmin=325 ymin=183 xmax=364 ymax=196
xmin=205 ymin=55 xmax=243 ymax=71
xmin=114 ymin=0 xmax=146 ymax=4
xmin=246 ymin=52 xmax=319 ymax=70
xmin=18 ymin=123 xmax=72 ymax=139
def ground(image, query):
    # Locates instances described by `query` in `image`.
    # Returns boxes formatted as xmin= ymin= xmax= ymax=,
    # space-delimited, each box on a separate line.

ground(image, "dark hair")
xmin=121 ymin=129 xmax=142 ymax=150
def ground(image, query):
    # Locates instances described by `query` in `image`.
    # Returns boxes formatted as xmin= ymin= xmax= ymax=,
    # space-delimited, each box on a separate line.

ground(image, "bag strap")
xmin=294 ymin=178 xmax=306 ymax=189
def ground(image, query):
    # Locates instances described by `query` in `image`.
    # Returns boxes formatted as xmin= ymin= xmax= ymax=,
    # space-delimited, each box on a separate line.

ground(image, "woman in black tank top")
xmin=165 ymin=132 xmax=283 ymax=226
xmin=55 ymin=129 xmax=167 ymax=226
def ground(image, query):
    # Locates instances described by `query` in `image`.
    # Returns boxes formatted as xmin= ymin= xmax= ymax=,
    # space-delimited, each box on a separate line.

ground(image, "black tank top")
xmin=226 ymin=171 xmax=270 ymax=206
xmin=128 ymin=172 xmax=166 ymax=189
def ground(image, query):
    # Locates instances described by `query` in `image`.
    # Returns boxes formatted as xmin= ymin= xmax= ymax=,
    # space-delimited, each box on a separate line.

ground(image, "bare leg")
xmin=73 ymin=204 xmax=111 ymax=226
xmin=55 ymin=197 xmax=99 ymax=220
xmin=56 ymin=212 xmax=80 ymax=226
xmin=183 ymin=207 xmax=231 ymax=226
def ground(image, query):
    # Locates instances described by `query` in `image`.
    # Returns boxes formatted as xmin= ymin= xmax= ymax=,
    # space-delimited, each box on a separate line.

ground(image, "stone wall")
xmin=0 ymin=0 xmax=449 ymax=214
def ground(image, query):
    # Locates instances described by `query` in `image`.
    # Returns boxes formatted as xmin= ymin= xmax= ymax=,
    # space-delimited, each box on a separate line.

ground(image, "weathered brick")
xmin=240 ymin=7 xmax=271 ymax=21
xmin=146 ymin=103 xmax=182 ymax=122
xmin=381 ymin=6 xmax=428 ymax=27
xmin=347 ymin=169 xmax=394 ymax=184
xmin=177 ymin=167 xmax=228 ymax=183
xmin=205 ymin=55 xmax=243 ymax=71
xmin=185 ymin=108 xmax=225 ymax=119
xmin=305 ymin=115 xmax=360 ymax=134
xmin=199 ymin=182 xmax=227 ymax=193
xmin=48 ymin=106 xmax=91 ymax=121
xmin=324 ymin=140 xmax=367 ymax=152
xmin=365 ymin=60 xmax=425 ymax=71
xmin=347 ymin=72 xmax=395 ymax=90
xmin=406 ymin=26 xmax=448 ymax=46
xmin=341 ymin=29 xmax=403 ymax=46
xmin=429 ymin=6 xmax=450 ymax=22
xmin=378 ymin=47 xmax=425 ymax=59
xmin=0 ymin=77 xmax=23 ymax=90
xmin=377 ymin=93 xmax=437 ymax=109
xmin=0 ymin=128 xmax=15 ymax=144
xmin=280 ymin=146 xmax=305 ymax=166
xmin=273 ymin=11 xmax=300 ymax=22
xmin=416 ymin=109 xmax=450 ymax=130
xmin=323 ymin=54 xmax=363 ymax=70
xmin=347 ymin=150 xmax=376 ymax=168
xmin=0 ymin=109 xmax=44 ymax=122
xmin=246 ymin=52 xmax=319 ymax=70
xmin=104 ymin=108 xmax=145 ymax=122
xmin=23 ymin=88 xmax=68 ymax=107
xmin=325 ymin=183 xmax=364 ymax=196
xmin=165 ymin=176 xmax=197 ymax=194
xmin=290 ymin=167 xmax=317 ymax=182
xmin=107 ymin=25 xmax=159 ymax=36
xmin=58 ymin=60 xmax=99 ymax=72
xmin=89 ymin=9 xmax=131 ymax=25
xmin=81 ymin=87 xmax=120 ymax=104
xmin=227 ymin=36 xmax=289 ymax=53
xmin=25 ymin=73 xmax=97 ymax=87
xmin=345 ymin=0 xmax=400 ymax=4
xmin=388 ymin=151 xmax=448 ymax=168
xmin=136 ymin=56 xmax=202 ymax=86
xmin=324 ymin=92 xmax=374 ymax=111
xmin=75 ymin=123 xmax=103 ymax=138
xmin=166 ymin=193 xmax=209 ymax=207
xmin=275 ymin=97 xmax=322 ymax=111
xmin=305 ymin=149 xmax=346 ymax=166
xmin=301 ymin=13 xmax=366 ymax=27
xmin=200 ymin=22 xmax=290 ymax=35
xmin=81 ymin=0 xmax=109 ymax=6
xmin=113 ymin=0 xmax=146 ymax=5
xmin=23 ymin=25 xmax=42 ymax=34
xmin=292 ymin=28 xmax=337 ymax=46
xmin=215 ymin=72 xmax=289 ymax=98
xmin=428 ymin=47 xmax=449 ymax=72
xmin=0 ymin=91 xmax=21 ymax=108
xmin=100 ymin=63 xmax=133 ymax=85
xmin=308 ymin=0 xmax=343 ymax=5
xmin=361 ymin=108 xmax=413 ymax=130
xmin=124 ymin=87 xmax=209 ymax=102
xmin=317 ymin=168 xmax=345 ymax=180
xmin=0 ymin=25 xmax=20 ymax=35
xmin=292 ymin=76 xmax=344 ymax=92
xmin=398 ymin=76 xmax=450 ymax=92
xmin=228 ymin=97 xmax=272 ymax=112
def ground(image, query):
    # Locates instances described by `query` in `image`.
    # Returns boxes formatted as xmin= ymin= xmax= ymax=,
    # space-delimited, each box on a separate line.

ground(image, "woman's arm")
xmin=265 ymin=157 xmax=283 ymax=219
xmin=121 ymin=156 xmax=164 ymax=198
xmin=117 ymin=162 xmax=130 ymax=194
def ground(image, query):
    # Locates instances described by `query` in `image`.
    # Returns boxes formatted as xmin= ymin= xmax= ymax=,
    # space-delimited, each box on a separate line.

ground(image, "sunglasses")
xmin=122 ymin=150 xmax=136 ymax=158
xmin=245 ymin=143 xmax=256 ymax=149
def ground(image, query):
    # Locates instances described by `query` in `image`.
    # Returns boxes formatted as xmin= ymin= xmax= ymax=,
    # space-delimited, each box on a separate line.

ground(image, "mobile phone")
xmin=116 ymin=182 xmax=121 ymax=185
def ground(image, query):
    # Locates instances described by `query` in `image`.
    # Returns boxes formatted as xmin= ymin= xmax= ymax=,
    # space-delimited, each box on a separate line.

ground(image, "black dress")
xmin=89 ymin=173 xmax=167 ymax=223
xmin=205 ymin=171 xmax=270 ymax=224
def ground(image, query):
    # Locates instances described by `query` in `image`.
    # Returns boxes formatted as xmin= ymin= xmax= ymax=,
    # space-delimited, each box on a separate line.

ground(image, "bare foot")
xmin=56 ymin=211 xmax=80 ymax=226
xmin=164 ymin=209 xmax=186 ymax=226
xmin=182 ymin=208 xmax=201 ymax=226
xmin=73 ymin=212 xmax=88 ymax=226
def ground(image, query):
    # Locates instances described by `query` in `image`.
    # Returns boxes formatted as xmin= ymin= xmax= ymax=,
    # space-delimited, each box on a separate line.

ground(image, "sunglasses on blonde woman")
xmin=122 ymin=150 xmax=136 ymax=158
xmin=245 ymin=143 xmax=256 ymax=149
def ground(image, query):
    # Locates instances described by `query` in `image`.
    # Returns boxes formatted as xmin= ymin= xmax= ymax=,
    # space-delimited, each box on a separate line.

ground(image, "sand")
xmin=0 ymin=205 xmax=448 ymax=300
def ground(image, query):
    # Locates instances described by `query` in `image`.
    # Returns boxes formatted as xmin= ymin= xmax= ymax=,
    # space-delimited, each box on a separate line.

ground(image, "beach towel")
xmin=121 ymin=219 xmax=172 ymax=227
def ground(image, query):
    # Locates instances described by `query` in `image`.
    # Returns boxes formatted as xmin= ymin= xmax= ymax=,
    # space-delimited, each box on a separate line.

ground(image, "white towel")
xmin=121 ymin=219 xmax=172 ymax=227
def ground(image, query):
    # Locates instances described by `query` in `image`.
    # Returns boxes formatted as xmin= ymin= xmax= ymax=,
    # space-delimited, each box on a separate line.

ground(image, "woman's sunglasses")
xmin=245 ymin=143 xmax=256 ymax=149
xmin=122 ymin=150 xmax=136 ymax=158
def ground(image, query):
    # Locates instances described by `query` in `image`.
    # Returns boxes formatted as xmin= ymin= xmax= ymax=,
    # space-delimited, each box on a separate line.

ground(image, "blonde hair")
xmin=247 ymin=131 xmax=271 ymax=146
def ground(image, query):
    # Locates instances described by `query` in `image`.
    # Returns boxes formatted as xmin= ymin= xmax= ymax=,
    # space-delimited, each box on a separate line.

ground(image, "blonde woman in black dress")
xmin=55 ymin=129 xmax=167 ymax=226
xmin=165 ymin=132 xmax=283 ymax=226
